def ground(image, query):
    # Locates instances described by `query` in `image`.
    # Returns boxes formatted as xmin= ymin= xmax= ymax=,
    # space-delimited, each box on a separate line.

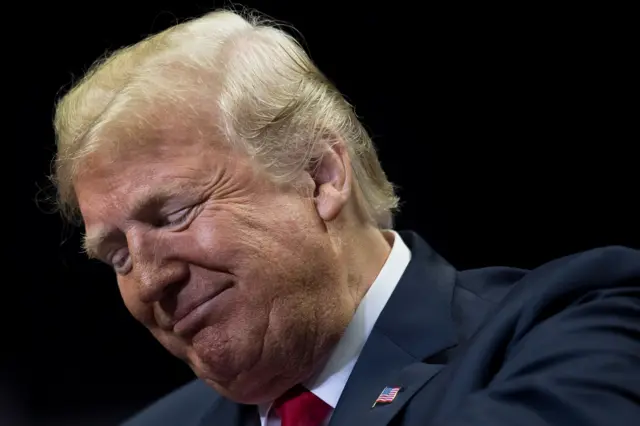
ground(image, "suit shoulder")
xmin=458 ymin=245 xmax=639 ymax=301
xmin=457 ymin=266 xmax=529 ymax=304
xmin=121 ymin=379 xmax=221 ymax=426
xmin=452 ymin=246 xmax=639 ymax=325
xmin=527 ymin=245 xmax=640 ymax=291
xmin=492 ymin=245 xmax=640 ymax=325
xmin=451 ymin=246 xmax=639 ymax=345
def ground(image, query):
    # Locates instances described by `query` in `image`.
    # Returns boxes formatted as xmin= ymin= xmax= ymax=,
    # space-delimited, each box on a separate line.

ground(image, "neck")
xmin=342 ymin=225 xmax=394 ymax=305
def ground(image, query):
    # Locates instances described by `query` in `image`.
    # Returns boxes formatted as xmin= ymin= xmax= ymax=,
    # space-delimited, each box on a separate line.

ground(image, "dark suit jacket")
xmin=122 ymin=231 xmax=640 ymax=426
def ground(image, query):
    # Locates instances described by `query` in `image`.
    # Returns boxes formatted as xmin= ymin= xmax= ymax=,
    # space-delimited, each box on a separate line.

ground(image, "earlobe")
xmin=315 ymin=185 xmax=345 ymax=221
xmin=312 ymin=140 xmax=352 ymax=222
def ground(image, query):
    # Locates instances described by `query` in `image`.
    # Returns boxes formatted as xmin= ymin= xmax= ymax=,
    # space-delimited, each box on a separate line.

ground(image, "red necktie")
xmin=273 ymin=385 xmax=331 ymax=426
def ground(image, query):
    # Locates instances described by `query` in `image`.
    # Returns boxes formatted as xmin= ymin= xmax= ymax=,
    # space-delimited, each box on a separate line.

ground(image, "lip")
xmin=172 ymin=285 xmax=232 ymax=336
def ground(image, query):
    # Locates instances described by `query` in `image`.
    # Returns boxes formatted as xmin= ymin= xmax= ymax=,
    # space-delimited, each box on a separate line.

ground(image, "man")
xmin=52 ymin=9 xmax=639 ymax=426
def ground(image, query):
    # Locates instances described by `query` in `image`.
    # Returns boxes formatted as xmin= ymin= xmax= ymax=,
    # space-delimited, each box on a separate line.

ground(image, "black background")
xmin=11 ymin=1 xmax=638 ymax=425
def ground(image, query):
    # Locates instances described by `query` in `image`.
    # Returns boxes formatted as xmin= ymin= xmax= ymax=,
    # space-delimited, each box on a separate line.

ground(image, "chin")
xmin=188 ymin=342 xmax=271 ymax=401
xmin=193 ymin=346 xmax=311 ymax=404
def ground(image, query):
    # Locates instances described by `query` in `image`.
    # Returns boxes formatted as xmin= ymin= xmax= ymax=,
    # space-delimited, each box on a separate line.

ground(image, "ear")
xmin=312 ymin=139 xmax=352 ymax=222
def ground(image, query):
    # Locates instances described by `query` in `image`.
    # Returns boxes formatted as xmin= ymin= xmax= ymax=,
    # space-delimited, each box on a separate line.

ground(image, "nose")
xmin=127 ymin=225 xmax=189 ymax=304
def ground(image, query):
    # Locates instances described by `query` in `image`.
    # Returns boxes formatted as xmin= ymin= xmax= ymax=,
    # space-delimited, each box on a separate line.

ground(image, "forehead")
xmin=76 ymin=87 xmax=232 ymax=194
xmin=74 ymin=117 xmax=233 ymax=218
xmin=75 ymin=148 xmax=202 ymax=226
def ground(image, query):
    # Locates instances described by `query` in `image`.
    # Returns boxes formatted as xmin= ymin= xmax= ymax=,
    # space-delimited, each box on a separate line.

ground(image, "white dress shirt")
xmin=258 ymin=231 xmax=412 ymax=425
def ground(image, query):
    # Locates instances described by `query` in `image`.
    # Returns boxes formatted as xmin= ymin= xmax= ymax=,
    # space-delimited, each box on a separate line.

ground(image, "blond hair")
xmin=53 ymin=9 xmax=399 ymax=227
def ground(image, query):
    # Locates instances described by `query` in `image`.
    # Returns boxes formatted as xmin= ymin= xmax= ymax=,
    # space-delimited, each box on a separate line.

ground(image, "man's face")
xmin=74 ymin=128 xmax=355 ymax=403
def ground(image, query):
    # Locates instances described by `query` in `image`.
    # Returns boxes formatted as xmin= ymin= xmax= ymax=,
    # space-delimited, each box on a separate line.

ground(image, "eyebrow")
xmin=82 ymin=180 xmax=199 ymax=259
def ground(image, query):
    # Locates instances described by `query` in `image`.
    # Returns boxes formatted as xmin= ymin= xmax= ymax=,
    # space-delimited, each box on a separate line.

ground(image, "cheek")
xmin=188 ymin=202 xmax=324 ymax=303
xmin=187 ymin=209 xmax=247 ymax=268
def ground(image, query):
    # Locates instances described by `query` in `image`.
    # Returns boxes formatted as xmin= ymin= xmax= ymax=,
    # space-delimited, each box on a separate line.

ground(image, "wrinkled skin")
xmin=74 ymin=125 xmax=391 ymax=404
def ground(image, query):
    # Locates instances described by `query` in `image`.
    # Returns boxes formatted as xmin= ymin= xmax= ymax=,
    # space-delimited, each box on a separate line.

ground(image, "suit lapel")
xmin=329 ymin=231 xmax=458 ymax=426
xmin=363 ymin=362 xmax=446 ymax=425
xmin=327 ymin=331 xmax=446 ymax=426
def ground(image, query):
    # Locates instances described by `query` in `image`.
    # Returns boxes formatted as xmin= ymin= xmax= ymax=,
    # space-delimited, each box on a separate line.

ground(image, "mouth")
xmin=172 ymin=284 xmax=233 ymax=337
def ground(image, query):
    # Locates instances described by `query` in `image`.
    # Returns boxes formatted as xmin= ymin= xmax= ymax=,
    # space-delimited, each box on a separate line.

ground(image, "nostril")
xmin=157 ymin=281 xmax=185 ymax=317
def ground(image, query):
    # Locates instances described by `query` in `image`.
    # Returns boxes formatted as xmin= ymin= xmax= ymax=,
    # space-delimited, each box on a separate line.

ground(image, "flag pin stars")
xmin=372 ymin=386 xmax=403 ymax=408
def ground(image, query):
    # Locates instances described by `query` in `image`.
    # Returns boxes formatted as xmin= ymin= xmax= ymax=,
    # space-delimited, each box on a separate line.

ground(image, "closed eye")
xmin=110 ymin=248 xmax=132 ymax=275
xmin=160 ymin=206 xmax=194 ymax=228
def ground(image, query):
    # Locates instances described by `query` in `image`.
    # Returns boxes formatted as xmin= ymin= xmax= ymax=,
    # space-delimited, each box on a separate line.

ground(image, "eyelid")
xmin=164 ymin=206 xmax=194 ymax=226
xmin=110 ymin=248 xmax=132 ymax=275
xmin=112 ymin=249 xmax=127 ymax=266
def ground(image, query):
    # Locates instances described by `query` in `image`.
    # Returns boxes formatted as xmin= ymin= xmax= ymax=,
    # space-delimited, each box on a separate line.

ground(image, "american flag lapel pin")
xmin=372 ymin=386 xmax=403 ymax=408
